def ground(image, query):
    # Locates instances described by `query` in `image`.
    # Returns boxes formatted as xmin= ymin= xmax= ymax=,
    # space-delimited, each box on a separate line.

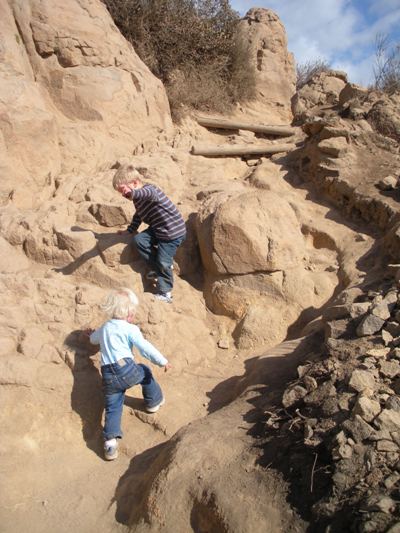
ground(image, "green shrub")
xmin=102 ymin=0 xmax=256 ymax=118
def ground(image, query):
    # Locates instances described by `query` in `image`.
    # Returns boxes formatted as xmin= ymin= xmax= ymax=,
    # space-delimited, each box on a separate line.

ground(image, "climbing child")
xmin=113 ymin=164 xmax=186 ymax=304
xmin=87 ymin=288 xmax=170 ymax=460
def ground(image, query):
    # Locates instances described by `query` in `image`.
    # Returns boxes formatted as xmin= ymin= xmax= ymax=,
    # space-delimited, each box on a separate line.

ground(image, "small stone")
xmin=349 ymin=369 xmax=376 ymax=392
xmin=360 ymin=357 xmax=377 ymax=369
xmin=375 ymin=409 xmax=400 ymax=433
xmin=357 ymin=314 xmax=385 ymax=336
xmin=350 ymin=302 xmax=371 ymax=318
xmin=353 ymin=397 xmax=381 ymax=422
xmin=338 ymin=392 xmax=355 ymax=411
xmin=303 ymin=375 xmax=318 ymax=391
xmin=343 ymin=414 xmax=373 ymax=442
xmin=323 ymin=305 xmax=350 ymax=320
xmin=336 ymin=443 xmax=353 ymax=459
xmin=297 ymin=364 xmax=311 ymax=378
xmin=377 ymin=175 xmax=398 ymax=190
xmin=371 ymin=302 xmax=392 ymax=320
xmin=335 ymin=430 xmax=347 ymax=446
xmin=365 ymin=494 xmax=396 ymax=513
xmin=377 ymin=440 xmax=399 ymax=452
xmin=304 ymin=381 xmax=336 ymax=406
xmin=366 ymin=347 xmax=390 ymax=358
xmin=332 ymin=471 xmax=350 ymax=491
xmin=384 ymin=473 xmax=400 ymax=489
xmin=379 ymin=360 xmax=400 ymax=379
xmin=392 ymin=432 xmax=400 ymax=446
xmin=217 ymin=337 xmax=230 ymax=349
xmin=387 ymin=396 xmax=400 ymax=412
xmin=282 ymin=385 xmax=308 ymax=408
xmin=325 ymin=319 xmax=349 ymax=339
xmin=386 ymin=452 xmax=400 ymax=465
xmin=359 ymin=519 xmax=381 ymax=533
xmin=382 ymin=329 xmax=394 ymax=346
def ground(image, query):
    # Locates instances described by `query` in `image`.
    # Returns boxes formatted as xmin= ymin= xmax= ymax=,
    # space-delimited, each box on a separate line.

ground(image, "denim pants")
xmin=101 ymin=358 xmax=163 ymax=440
xmin=132 ymin=228 xmax=185 ymax=293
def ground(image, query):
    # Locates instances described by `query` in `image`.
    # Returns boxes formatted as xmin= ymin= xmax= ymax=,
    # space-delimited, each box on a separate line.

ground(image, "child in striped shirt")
xmin=113 ymin=164 xmax=186 ymax=303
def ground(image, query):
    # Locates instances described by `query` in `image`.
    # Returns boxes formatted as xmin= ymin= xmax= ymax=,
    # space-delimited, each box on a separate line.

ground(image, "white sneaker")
xmin=146 ymin=397 xmax=165 ymax=413
xmin=104 ymin=439 xmax=118 ymax=460
xmin=154 ymin=292 xmax=173 ymax=304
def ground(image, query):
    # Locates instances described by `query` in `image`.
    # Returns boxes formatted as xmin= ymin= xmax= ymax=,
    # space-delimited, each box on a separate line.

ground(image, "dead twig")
xmin=310 ymin=452 xmax=318 ymax=493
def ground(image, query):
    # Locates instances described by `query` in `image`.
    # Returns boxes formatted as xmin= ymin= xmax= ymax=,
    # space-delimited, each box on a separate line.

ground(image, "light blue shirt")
xmin=90 ymin=319 xmax=168 ymax=367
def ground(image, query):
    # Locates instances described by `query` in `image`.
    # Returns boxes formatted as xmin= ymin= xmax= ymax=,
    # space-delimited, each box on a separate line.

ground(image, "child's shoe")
xmin=146 ymin=397 xmax=165 ymax=413
xmin=104 ymin=438 xmax=118 ymax=460
xmin=146 ymin=270 xmax=158 ymax=281
xmin=154 ymin=292 xmax=173 ymax=304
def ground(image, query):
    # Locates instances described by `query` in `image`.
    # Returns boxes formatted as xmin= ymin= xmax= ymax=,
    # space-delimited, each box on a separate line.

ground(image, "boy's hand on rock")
xmin=164 ymin=363 xmax=172 ymax=372
xmin=117 ymin=229 xmax=129 ymax=235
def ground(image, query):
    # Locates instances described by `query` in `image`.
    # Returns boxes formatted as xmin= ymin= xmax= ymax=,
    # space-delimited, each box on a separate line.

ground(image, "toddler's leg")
xmin=103 ymin=390 xmax=125 ymax=440
xmin=138 ymin=363 xmax=164 ymax=411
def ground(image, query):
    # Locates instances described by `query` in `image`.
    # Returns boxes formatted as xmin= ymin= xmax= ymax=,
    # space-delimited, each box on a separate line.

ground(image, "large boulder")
xmin=196 ymin=184 xmax=338 ymax=349
xmin=236 ymin=8 xmax=296 ymax=122
xmin=0 ymin=0 xmax=172 ymax=206
xmin=196 ymin=189 xmax=305 ymax=275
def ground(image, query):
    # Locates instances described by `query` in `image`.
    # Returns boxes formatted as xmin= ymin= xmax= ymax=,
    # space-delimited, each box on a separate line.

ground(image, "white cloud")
xmin=332 ymin=54 xmax=376 ymax=87
xmin=230 ymin=0 xmax=400 ymax=85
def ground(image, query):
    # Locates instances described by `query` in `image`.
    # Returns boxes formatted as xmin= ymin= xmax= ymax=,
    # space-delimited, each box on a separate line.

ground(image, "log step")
xmin=190 ymin=143 xmax=294 ymax=157
xmin=195 ymin=115 xmax=295 ymax=136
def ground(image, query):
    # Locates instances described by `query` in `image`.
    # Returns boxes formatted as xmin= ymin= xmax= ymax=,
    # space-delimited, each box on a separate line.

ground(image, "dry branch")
xmin=190 ymin=143 xmax=294 ymax=157
xmin=195 ymin=115 xmax=295 ymax=136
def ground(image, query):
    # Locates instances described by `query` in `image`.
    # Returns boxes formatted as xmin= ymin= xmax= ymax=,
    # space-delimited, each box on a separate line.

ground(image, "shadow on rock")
xmin=65 ymin=329 xmax=104 ymax=459
xmin=112 ymin=440 xmax=174 ymax=526
xmin=207 ymin=335 xmax=319 ymax=415
xmin=207 ymin=334 xmax=328 ymax=525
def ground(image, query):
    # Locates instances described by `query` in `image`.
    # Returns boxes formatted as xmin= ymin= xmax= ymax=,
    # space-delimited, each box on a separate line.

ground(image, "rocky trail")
xmin=1 ymin=1 xmax=400 ymax=532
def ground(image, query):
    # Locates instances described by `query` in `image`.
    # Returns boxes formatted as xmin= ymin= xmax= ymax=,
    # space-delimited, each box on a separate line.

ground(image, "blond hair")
xmin=101 ymin=288 xmax=139 ymax=319
xmin=112 ymin=164 xmax=143 ymax=190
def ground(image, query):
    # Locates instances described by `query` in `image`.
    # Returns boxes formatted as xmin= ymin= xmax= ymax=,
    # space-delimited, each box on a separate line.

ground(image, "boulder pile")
xmin=264 ymin=273 xmax=400 ymax=532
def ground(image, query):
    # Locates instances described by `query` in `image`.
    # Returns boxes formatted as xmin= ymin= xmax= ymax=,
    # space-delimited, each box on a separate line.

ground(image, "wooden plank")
xmin=190 ymin=143 xmax=294 ymax=157
xmin=195 ymin=115 xmax=295 ymax=136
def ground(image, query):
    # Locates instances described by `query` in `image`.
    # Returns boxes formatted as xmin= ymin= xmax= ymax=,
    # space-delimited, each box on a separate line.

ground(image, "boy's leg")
xmin=132 ymin=228 xmax=158 ymax=270
xmin=137 ymin=363 xmax=164 ymax=409
xmin=155 ymin=236 xmax=185 ymax=294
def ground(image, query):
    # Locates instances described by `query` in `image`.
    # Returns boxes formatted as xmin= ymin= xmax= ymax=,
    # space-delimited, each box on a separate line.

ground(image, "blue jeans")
xmin=101 ymin=358 xmax=163 ymax=440
xmin=132 ymin=228 xmax=186 ymax=293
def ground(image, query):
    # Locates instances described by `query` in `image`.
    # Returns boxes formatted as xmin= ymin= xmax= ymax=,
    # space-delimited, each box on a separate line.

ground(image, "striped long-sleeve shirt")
xmin=127 ymin=184 xmax=186 ymax=241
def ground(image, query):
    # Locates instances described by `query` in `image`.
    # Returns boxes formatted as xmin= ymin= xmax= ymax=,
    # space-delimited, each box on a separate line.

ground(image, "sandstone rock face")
xmin=292 ymin=70 xmax=347 ymax=122
xmin=0 ymin=0 xmax=172 ymax=206
xmin=236 ymin=8 xmax=296 ymax=121
xmin=195 ymin=159 xmax=357 ymax=350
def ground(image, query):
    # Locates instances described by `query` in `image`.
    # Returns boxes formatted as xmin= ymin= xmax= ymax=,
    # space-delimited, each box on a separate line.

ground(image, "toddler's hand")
xmin=164 ymin=363 xmax=172 ymax=372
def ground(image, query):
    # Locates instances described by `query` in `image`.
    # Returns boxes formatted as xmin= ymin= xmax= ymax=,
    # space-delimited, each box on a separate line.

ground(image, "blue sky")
xmin=230 ymin=0 xmax=400 ymax=86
